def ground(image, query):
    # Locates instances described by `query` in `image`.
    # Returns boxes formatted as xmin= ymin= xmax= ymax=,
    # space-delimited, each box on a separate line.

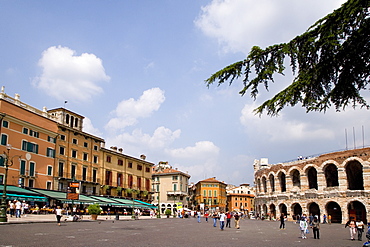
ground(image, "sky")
xmin=2 ymin=0 xmax=367 ymax=186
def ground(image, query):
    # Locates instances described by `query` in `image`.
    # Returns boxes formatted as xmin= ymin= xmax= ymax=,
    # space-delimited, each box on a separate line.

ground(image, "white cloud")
xmin=167 ymin=141 xmax=220 ymax=159
xmin=195 ymin=0 xmax=347 ymax=54
xmin=83 ymin=117 xmax=102 ymax=137
xmin=32 ymin=46 xmax=110 ymax=102
xmin=105 ymin=87 xmax=165 ymax=131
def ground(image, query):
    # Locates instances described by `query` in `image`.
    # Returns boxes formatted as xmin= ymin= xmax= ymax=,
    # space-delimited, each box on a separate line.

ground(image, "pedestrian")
xmin=234 ymin=212 xmax=240 ymax=229
xmin=9 ymin=201 xmax=15 ymax=217
xmin=345 ymin=217 xmax=357 ymax=241
xmin=299 ymin=217 xmax=308 ymax=239
xmin=356 ymin=219 xmax=365 ymax=241
xmin=197 ymin=210 xmax=201 ymax=223
xmin=311 ymin=217 xmax=320 ymax=239
xmin=219 ymin=211 xmax=226 ymax=231
xmin=204 ymin=211 xmax=209 ymax=222
xmin=323 ymin=214 xmax=327 ymax=224
xmin=225 ymin=211 xmax=232 ymax=228
xmin=279 ymin=213 xmax=286 ymax=229
xmin=328 ymin=214 xmax=332 ymax=224
xmin=212 ymin=211 xmax=218 ymax=227
xmin=55 ymin=206 xmax=63 ymax=226
xmin=309 ymin=213 xmax=314 ymax=225
xmin=15 ymin=200 xmax=22 ymax=218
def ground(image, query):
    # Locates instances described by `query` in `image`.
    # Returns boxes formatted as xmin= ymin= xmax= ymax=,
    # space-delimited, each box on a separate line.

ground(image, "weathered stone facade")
xmin=254 ymin=148 xmax=370 ymax=224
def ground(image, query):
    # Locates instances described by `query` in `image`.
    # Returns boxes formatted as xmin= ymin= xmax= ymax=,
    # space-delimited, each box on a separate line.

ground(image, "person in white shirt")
xmin=15 ymin=200 xmax=22 ymax=218
xmin=55 ymin=206 xmax=63 ymax=226
xmin=219 ymin=211 xmax=226 ymax=230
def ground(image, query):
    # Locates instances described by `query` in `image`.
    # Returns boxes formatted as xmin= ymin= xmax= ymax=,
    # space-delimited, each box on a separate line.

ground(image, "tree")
xmin=206 ymin=0 xmax=370 ymax=116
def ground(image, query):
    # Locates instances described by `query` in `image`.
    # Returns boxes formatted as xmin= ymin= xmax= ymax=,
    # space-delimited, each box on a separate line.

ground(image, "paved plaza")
xmin=0 ymin=216 xmax=367 ymax=247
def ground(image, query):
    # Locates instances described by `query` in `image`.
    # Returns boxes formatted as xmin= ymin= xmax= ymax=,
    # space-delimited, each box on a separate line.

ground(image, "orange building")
xmin=195 ymin=177 xmax=227 ymax=212
xmin=226 ymin=183 xmax=255 ymax=213
xmin=0 ymin=90 xmax=58 ymax=190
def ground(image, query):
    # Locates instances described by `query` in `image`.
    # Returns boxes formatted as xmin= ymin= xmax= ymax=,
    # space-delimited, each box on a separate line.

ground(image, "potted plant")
xmin=165 ymin=209 xmax=172 ymax=218
xmin=88 ymin=203 xmax=102 ymax=220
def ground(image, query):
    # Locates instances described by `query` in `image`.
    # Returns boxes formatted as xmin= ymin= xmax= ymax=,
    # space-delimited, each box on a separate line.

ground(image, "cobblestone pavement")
xmin=0 ymin=217 xmax=366 ymax=247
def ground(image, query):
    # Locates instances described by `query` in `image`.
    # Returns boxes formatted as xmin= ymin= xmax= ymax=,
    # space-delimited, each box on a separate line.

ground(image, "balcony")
xmin=167 ymin=191 xmax=188 ymax=196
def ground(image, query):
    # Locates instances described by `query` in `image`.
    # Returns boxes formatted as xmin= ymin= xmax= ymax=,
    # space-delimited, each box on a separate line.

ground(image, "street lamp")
xmin=0 ymin=144 xmax=22 ymax=222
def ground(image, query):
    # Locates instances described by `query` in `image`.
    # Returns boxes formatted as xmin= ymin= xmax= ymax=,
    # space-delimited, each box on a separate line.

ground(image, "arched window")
xmin=262 ymin=177 xmax=267 ymax=193
xmin=269 ymin=174 xmax=275 ymax=192
xmin=325 ymin=164 xmax=339 ymax=187
xmin=307 ymin=167 xmax=318 ymax=189
xmin=278 ymin=172 xmax=286 ymax=192
xmin=346 ymin=160 xmax=364 ymax=190
xmin=291 ymin=169 xmax=301 ymax=188
xmin=65 ymin=114 xmax=70 ymax=124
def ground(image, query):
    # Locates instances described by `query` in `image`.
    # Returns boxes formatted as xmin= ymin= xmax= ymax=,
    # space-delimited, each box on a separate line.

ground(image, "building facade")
xmin=254 ymin=148 xmax=370 ymax=224
xmin=0 ymin=90 xmax=58 ymax=190
xmin=195 ymin=177 xmax=227 ymax=212
xmin=152 ymin=161 xmax=190 ymax=214
xmin=226 ymin=183 xmax=255 ymax=213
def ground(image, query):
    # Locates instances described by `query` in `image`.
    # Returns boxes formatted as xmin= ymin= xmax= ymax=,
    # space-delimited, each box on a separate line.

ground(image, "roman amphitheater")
xmin=254 ymin=147 xmax=370 ymax=224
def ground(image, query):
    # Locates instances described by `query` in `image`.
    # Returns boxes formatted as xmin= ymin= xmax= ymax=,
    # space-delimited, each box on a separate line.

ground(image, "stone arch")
xmin=65 ymin=114 xmax=70 ymax=124
xmin=279 ymin=203 xmax=287 ymax=216
xmin=269 ymin=173 xmax=275 ymax=192
xmin=278 ymin=171 xmax=286 ymax=192
xmin=345 ymin=160 xmax=364 ymax=190
xmin=262 ymin=204 xmax=268 ymax=217
xmin=348 ymin=200 xmax=367 ymax=223
xmin=291 ymin=203 xmax=302 ymax=220
xmin=262 ymin=176 xmax=267 ymax=193
xmin=325 ymin=201 xmax=342 ymax=223
xmin=269 ymin=204 xmax=276 ymax=219
xmin=257 ymin=178 xmax=261 ymax=193
xmin=308 ymin=202 xmax=321 ymax=221
xmin=323 ymin=163 xmax=339 ymax=187
xmin=291 ymin=169 xmax=301 ymax=188
xmin=306 ymin=166 xmax=318 ymax=189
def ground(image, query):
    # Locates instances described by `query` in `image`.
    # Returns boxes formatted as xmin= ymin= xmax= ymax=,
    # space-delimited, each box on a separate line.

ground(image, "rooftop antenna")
xmin=64 ymin=100 xmax=68 ymax=108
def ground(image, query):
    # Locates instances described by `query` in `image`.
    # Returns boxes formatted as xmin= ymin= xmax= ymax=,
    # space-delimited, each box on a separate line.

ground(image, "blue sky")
xmin=3 ymin=0 xmax=367 ymax=186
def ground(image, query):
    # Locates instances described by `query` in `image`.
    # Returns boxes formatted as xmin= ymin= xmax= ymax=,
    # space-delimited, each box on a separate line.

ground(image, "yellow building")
xmin=101 ymin=147 xmax=154 ymax=203
xmin=195 ymin=177 xmax=227 ymax=212
xmin=47 ymin=108 xmax=104 ymax=195
xmin=0 ymin=89 xmax=58 ymax=190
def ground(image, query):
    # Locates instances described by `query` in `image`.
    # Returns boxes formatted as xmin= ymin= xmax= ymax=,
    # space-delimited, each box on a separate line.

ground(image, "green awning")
xmin=88 ymin=196 xmax=128 ymax=207
xmin=134 ymin=199 xmax=157 ymax=209
xmin=0 ymin=193 xmax=48 ymax=202
xmin=0 ymin=185 xmax=41 ymax=195
xmin=110 ymin=198 xmax=149 ymax=208
xmin=30 ymin=188 xmax=98 ymax=205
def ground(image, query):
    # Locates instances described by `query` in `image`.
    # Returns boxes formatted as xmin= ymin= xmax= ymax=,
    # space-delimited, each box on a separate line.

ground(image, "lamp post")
xmin=0 ymin=144 xmax=22 ymax=222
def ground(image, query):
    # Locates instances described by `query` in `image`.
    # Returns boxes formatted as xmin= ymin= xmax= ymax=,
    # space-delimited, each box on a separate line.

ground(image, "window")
xmin=137 ymin=164 xmax=142 ymax=171
xmin=1 ymin=134 xmax=7 ymax=146
xmin=82 ymin=167 xmax=87 ymax=181
xmin=71 ymin=164 xmax=76 ymax=179
xmin=46 ymin=181 xmax=52 ymax=190
xmin=117 ymin=173 xmax=123 ymax=187
xmin=173 ymin=184 xmax=177 ymax=191
xmin=23 ymin=128 xmax=29 ymax=134
xmin=172 ymin=176 xmax=178 ymax=180
xmin=46 ymin=148 xmax=55 ymax=158
xmin=105 ymin=170 xmax=112 ymax=185
xmin=20 ymin=160 xmax=26 ymax=175
xmin=92 ymin=169 xmax=97 ymax=183
xmin=145 ymin=167 xmax=150 ymax=173
xmin=29 ymin=130 xmax=39 ymax=138
xmin=60 ymin=135 xmax=66 ymax=141
xmin=128 ymin=162 xmax=132 ymax=168
xmin=93 ymin=145 xmax=98 ymax=151
xmin=22 ymin=141 xmax=38 ymax=154
xmin=29 ymin=162 xmax=35 ymax=177
xmin=83 ymin=142 xmax=88 ymax=148
xmin=118 ymin=159 xmax=123 ymax=166
xmin=28 ymin=179 xmax=34 ymax=188
xmin=203 ymin=190 xmax=206 ymax=196
xmin=93 ymin=155 xmax=98 ymax=164
xmin=71 ymin=150 xmax=77 ymax=158
xmin=47 ymin=166 xmax=52 ymax=176
xmin=106 ymin=155 xmax=111 ymax=163
xmin=58 ymin=162 xmax=64 ymax=177
xmin=214 ymin=190 xmax=217 ymax=197
xmin=72 ymin=139 xmax=77 ymax=145
xmin=83 ymin=153 xmax=88 ymax=161
xmin=48 ymin=136 xmax=56 ymax=143
xmin=59 ymin=146 xmax=65 ymax=155
xmin=2 ymin=120 xmax=8 ymax=128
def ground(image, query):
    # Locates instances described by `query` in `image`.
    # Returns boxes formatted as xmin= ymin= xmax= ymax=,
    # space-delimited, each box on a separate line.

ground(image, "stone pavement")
xmin=1 ymin=213 xmax=158 ymax=224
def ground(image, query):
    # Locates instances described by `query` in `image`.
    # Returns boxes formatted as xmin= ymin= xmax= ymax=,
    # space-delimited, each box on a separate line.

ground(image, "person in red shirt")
xmin=226 ymin=211 xmax=232 ymax=228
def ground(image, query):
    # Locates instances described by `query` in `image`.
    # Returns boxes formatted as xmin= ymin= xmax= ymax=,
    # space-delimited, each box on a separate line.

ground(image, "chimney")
xmin=118 ymin=148 xmax=123 ymax=153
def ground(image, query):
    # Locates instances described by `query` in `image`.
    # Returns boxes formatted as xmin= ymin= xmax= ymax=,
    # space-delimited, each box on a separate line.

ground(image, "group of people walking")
xmin=198 ymin=211 xmax=242 ymax=231
xmin=8 ymin=200 xmax=29 ymax=218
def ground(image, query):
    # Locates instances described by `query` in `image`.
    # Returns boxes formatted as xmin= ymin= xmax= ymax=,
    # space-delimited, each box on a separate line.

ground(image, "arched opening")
xmin=326 ymin=201 xmax=342 ymax=223
xmin=269 ymin=174 xmax=275 ymax=192
xmin=279 ymin=203 xmax=287 ymax=216
xmin=348 ymin=201 xmax=367 ymax=224
xmin=257 ymin=178 xmax=261 ymax=193
xmin=278 ymin=172 xmax=286 ymax=192
xmin=70 ymin=116 xmax=74 ymax=128
xmin=269 ymin=204 xmax=276 ymax=220
xmin=292 ymin=203 xmax=302 ymax=221
xmin=291 ymin=169 xmax=301 ymax=188
xmin=346 ymin=161 xmax=364 ymax=190
xmin=308 ymin=202 xmax=321 ymax=221
xmin=65 ymin=114 xmax=70 ymax=124
xmin=262 ymin=204 xmax=268 ymax=217
xmin=307 ymin=167 xmax=318 ymax=189
xmin=324 ymin=163 xmax=339 ymax=187
xmin=262 ymin=177 xmax=267 ymax=193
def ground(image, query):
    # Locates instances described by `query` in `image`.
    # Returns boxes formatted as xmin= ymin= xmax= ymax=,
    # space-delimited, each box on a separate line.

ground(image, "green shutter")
xmin=20 ymin=160 xmax=26 ymax=175
xmin=1 ymin=134 xmax=7 ymax=145
xmin=29 ymin=162 xmax=35 ymax=177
